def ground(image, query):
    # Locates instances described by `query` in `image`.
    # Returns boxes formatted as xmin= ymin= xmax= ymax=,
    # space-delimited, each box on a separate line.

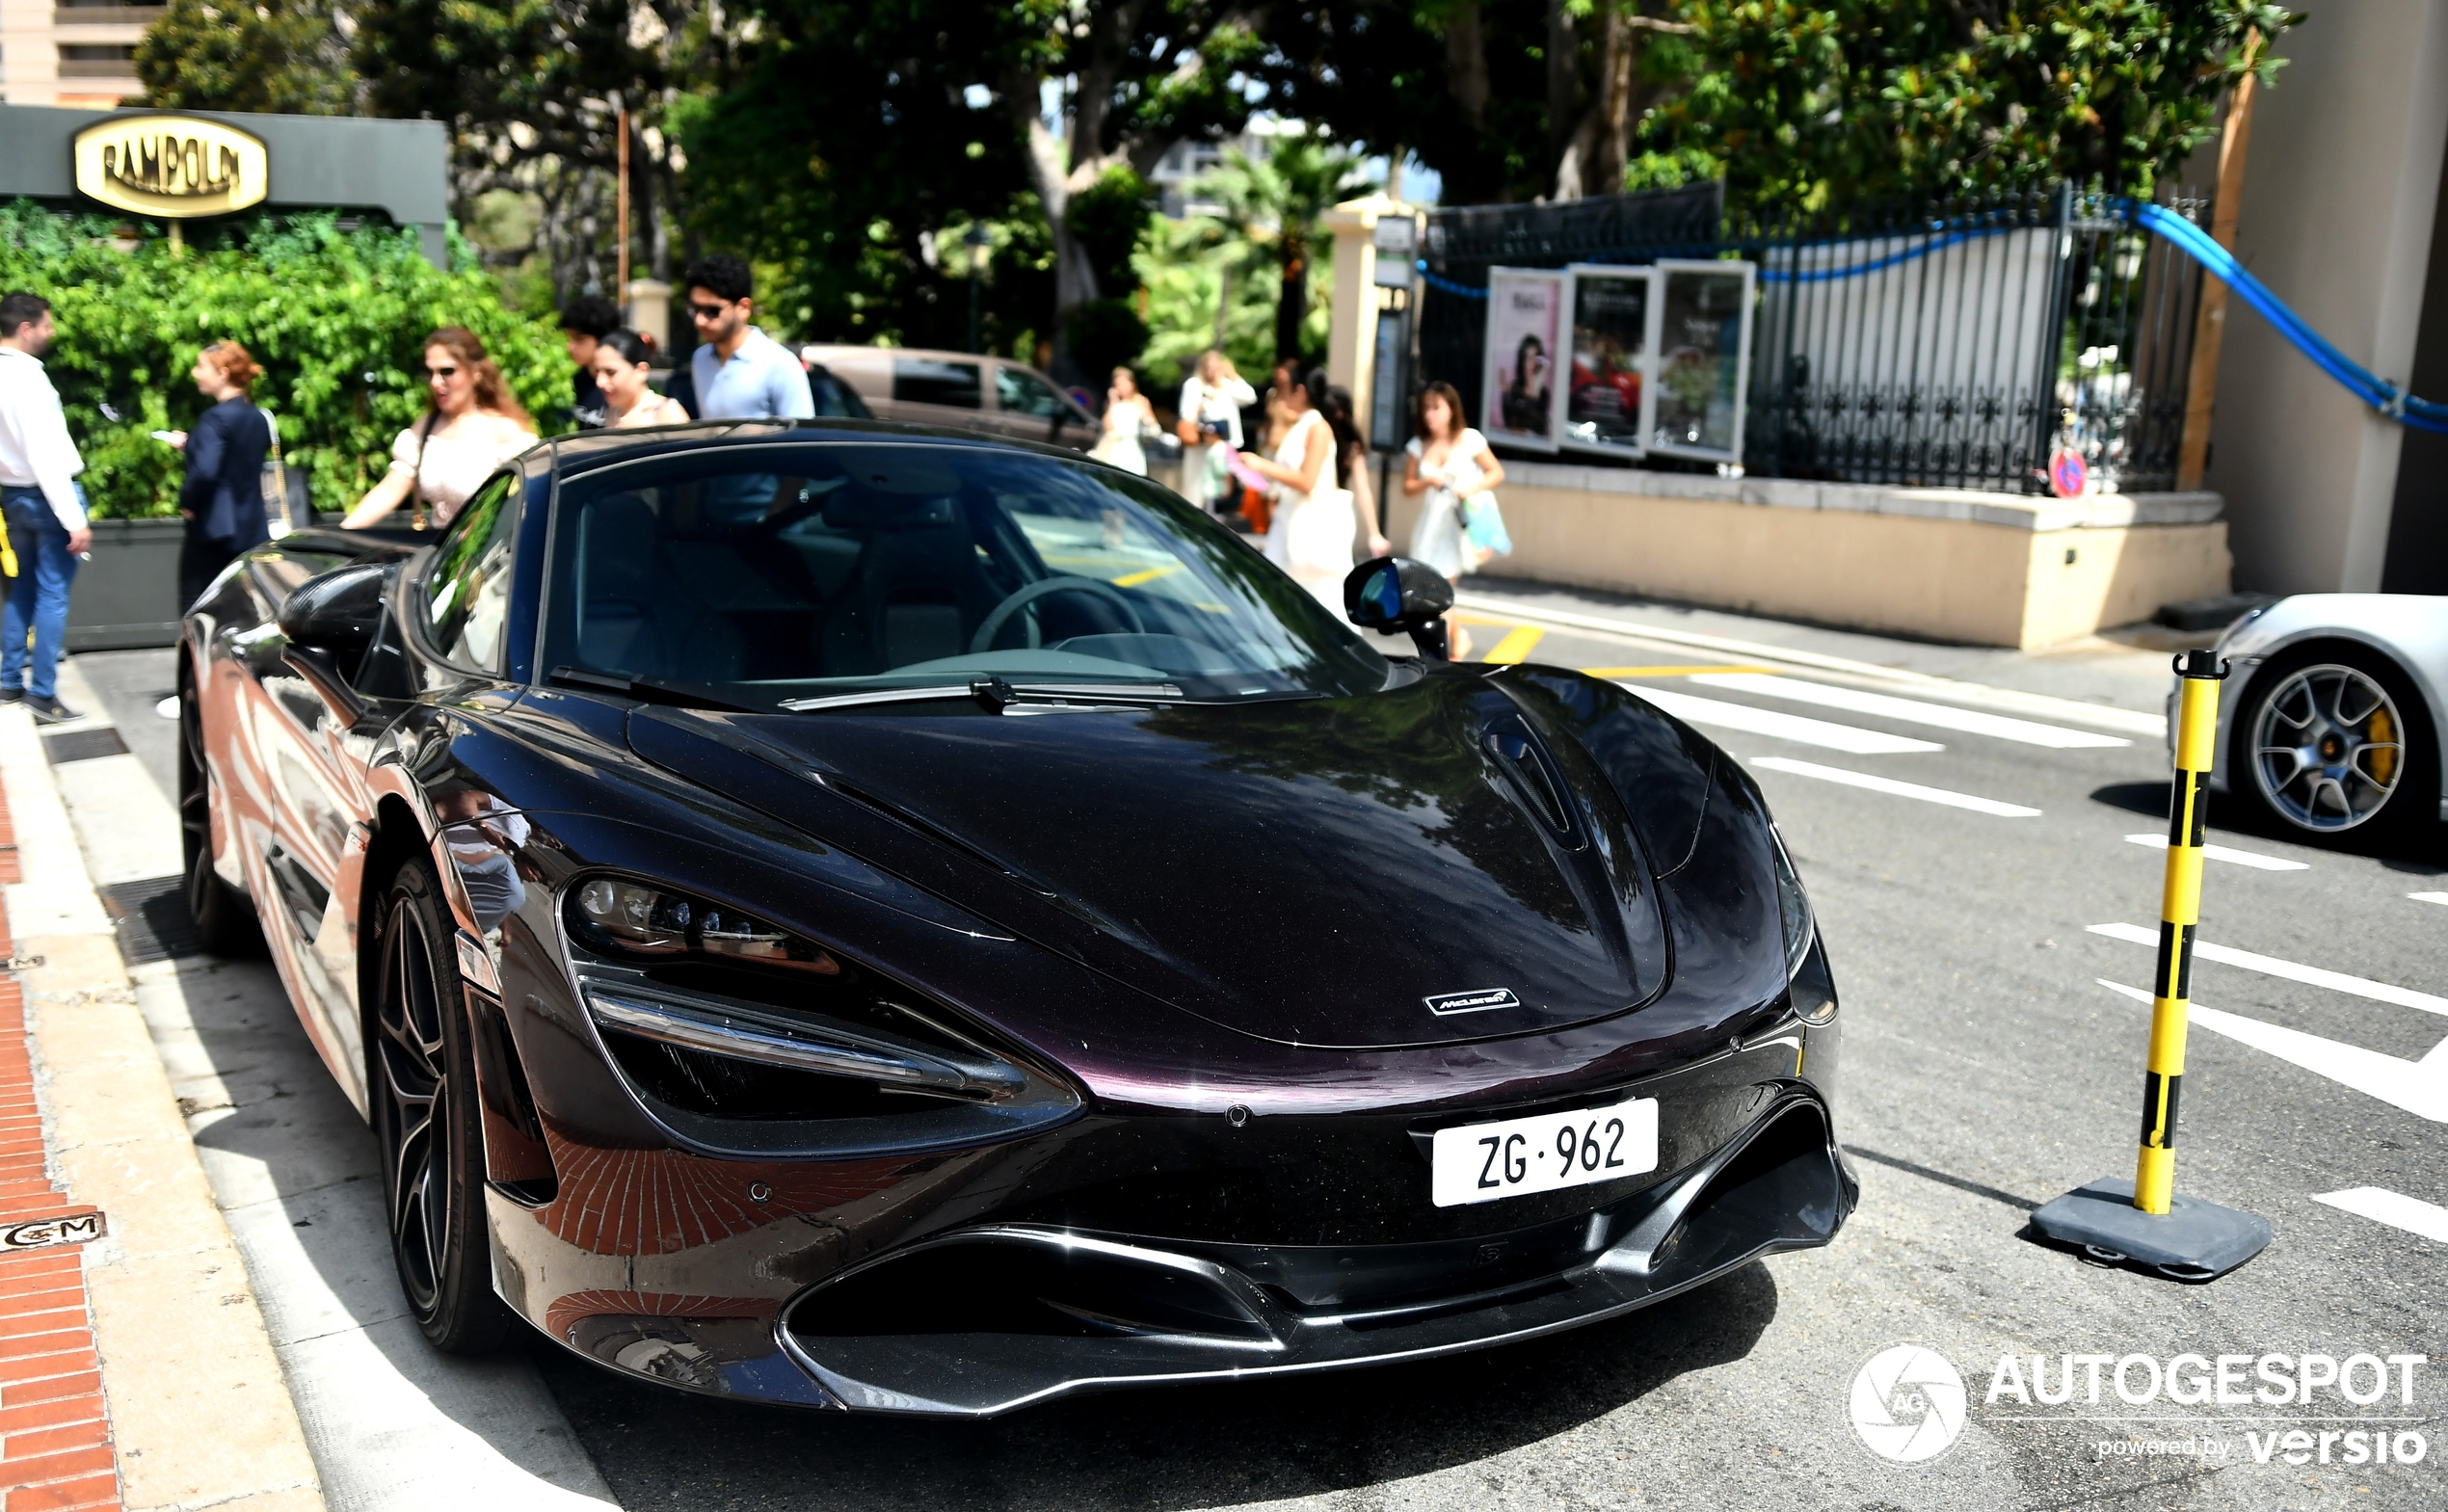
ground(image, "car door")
xmin=887 ymin=355 xmax=989 ymax=434
xmin=231 ymin=544 xmax=409 ymax=1099
xmin=991 ymin=361 xmax=1091 ymax=450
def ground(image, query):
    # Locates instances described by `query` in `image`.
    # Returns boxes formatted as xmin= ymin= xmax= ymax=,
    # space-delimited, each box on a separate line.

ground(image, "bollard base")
xmin=2030 ymin=1178 xmax=2271 ymax=1283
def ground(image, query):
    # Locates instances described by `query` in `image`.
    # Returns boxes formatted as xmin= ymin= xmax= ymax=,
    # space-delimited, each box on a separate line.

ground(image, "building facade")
xmin=0 ymin=0 xmax=149 ymax=107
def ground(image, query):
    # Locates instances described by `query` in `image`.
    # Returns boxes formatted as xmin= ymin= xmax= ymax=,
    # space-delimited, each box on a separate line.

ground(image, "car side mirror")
xmin=278 ymin=562 xmax=392 ymax=672
xmin=1343 ymin=556 xmax=1455 ymax=660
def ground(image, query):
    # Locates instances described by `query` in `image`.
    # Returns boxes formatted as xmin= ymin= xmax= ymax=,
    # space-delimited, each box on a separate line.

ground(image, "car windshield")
xmin=537 ymin=441 xmax=1390 ymax=705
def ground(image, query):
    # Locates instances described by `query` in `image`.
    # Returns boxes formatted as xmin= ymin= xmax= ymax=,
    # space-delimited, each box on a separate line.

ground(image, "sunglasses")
xmin=687 ymin=302 xmax=733 ymax=320
xmin=426 ymin=364 xmax=462 ymax=380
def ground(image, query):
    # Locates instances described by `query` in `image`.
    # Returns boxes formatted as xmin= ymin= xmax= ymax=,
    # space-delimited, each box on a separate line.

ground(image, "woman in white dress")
xmin=1239 ymin=367 xmax=1352 ymax=611
xmin=1401 ymin=381 xmax=1505 ymax=659
xmin=343 ymin=326 xmax=539 ymax=531
xmin=1089 ymin=367 xmax=1157 ymax=476
xmin=591 ymin=329 xmax=692 ymax=429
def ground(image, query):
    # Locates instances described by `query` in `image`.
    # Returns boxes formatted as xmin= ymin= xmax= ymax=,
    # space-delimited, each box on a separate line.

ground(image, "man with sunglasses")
xmin=683 ymin=256 xmax=813 ymax=425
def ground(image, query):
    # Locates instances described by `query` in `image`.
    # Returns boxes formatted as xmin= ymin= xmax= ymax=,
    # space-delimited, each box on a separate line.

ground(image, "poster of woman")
xmin=1481 ymin=268 xmax=1564 ymax=451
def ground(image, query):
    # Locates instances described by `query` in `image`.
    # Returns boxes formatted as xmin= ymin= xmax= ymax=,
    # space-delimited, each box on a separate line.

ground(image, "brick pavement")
xmin=0 ymin=781 xmax=119 ymax=1511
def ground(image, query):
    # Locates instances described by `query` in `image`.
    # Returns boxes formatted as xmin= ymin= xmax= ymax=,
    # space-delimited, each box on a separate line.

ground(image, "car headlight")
xmin=557 ymin=873 xmax=1079 ymax=1152
xmin=571 ymin=875 xmax=842 ymax=973
xmin=1769 ymin=827 xmax=1836 ymax=1024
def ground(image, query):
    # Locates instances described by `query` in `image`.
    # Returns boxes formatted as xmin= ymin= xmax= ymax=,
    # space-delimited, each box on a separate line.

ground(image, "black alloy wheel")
xmin=177 ymin=675 xmax=261 ymax=956
xmin=2234 ymin=645 xmax=2436 ymax=842
xmin=370 ymin=861 xmax=513 ymax=1352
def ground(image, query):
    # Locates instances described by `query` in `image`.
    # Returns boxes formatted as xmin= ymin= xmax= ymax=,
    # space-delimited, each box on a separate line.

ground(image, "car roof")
xmin=536 ymin=415 xmax=1099 ymax=479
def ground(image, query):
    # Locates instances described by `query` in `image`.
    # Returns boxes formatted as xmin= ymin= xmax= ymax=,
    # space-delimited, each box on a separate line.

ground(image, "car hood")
xmin=628 ymin=673 xmax=1674 ymax=1049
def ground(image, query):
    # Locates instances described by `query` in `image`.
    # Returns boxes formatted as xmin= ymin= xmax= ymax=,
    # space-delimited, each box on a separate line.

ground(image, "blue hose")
xmin=2128 ymin=200 xmax=2448 ymax=435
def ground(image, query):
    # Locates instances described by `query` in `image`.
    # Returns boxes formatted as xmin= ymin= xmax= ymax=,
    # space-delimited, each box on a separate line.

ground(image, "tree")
xmin=1195 ymin=136 xmax=1367 ymax=362
xmin=981 ymin=1 xmax=1271 ymax=379
xmin=1658 ymin=0 xmax=2302 ymax=212
xmin=136 ymin=0 xmax=357 ymax=116
xmin=352 ymin=1 xmax=721 ymax=303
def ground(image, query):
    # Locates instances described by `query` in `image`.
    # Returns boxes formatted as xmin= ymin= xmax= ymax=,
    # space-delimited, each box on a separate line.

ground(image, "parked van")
xmin=801 ymin=346 xmax=1098 ymax=449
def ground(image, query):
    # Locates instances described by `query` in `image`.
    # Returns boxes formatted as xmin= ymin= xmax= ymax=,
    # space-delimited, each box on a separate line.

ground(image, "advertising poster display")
xmin=1562 ymin=265 xmax=1652 ymax=456
xmin=1480 ymin=268 xmax=1564 ymax=452
xmin=1646 ymin=260 xmax=1756 ymax=464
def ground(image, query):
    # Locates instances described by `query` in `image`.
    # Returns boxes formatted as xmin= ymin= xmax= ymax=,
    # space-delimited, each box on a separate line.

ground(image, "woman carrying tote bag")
xmin=1238 ymin=365 xmax=1356 ymax=612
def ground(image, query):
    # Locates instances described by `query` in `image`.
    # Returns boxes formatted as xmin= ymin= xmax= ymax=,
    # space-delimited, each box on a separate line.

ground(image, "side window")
xmin=423 ymin=473 xmax=520 ymax=675
xmin=995 ymin=364 xmax=1064 ymax=418
xmin=892 ymin=358 xmax=982 ymax=410
xmin=807 ymin=366 xmax=870 ymax=418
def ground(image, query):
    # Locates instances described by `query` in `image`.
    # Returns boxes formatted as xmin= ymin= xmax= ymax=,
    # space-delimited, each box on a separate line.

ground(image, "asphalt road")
xmin=70 ymin=583 xmax=2447 ymax=1512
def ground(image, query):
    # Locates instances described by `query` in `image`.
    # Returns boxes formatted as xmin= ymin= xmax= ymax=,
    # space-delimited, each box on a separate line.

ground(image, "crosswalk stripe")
xmin=1580 ymin=665 xmax=1777 ymax=677
xmin=1750 ymin=756 xmax=2039 ymax=816
xmin=1481 ymin=626 xmax=1546 ymax=664
xmin=1688 ymin=672 xmax=2130 ymax=749
xmin=2089 ymin=922 xmax=2448 ymax=1018
xmin=2123 ymin=834 xmax=2310 ymax=871
xmin=1624 ymin=686 xmax=1943 ymax=755
xmin=2095 ymin=979 xmax=2447 ymax=1123
xmin=2411 ymin=892 xmax=2448 ymax=908
xmin=2312 ymin=1187 xmax=2448 ymax=1244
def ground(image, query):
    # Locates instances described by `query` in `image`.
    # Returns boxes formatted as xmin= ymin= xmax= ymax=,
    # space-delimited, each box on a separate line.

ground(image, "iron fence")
xmin=1416 ymin=185 xmax=2210 ymax=494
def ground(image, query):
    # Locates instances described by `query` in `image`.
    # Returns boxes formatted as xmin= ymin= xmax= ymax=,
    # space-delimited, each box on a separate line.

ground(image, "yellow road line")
xmin=1110 ymin=564 xmax=1180 ymax=588
xmin=1583 ymin=664 xmax=1780 ymax=678
xmin=1481 ymin=625 xmax=1546 ymax=664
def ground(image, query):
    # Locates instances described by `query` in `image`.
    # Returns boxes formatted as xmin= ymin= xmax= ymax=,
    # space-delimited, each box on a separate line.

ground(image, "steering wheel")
xmin=970 ymin=577 xmax=1146 ymax=654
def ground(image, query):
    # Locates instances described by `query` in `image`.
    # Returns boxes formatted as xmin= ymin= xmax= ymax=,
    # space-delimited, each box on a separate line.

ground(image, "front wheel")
xmin=2231 ymin=647 xmax=2435 ymax=840
xmin=369 ymin=861 xmax=514 ymax=1353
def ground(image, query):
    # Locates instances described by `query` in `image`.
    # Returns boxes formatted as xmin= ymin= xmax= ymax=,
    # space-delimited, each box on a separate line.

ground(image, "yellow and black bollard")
xmin=2033 ymin=649 xmax=2272 ymax=1281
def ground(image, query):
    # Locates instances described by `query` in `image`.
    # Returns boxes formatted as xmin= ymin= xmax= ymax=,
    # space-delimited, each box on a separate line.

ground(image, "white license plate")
xmin=1430 ymin=1096 xmax=1660 ymax=1207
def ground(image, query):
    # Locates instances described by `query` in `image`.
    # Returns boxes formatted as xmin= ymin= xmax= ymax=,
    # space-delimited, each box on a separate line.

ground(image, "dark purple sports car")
xmin=180 ymin=417 xmax=1853 ymax=1417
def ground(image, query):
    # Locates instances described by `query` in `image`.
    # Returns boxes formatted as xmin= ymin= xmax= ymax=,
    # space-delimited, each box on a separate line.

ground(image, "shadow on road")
xmin=2089 ymin=781 xmax=2445 ymax=866
xmin=533 ymin=1261 xmax=1778 ymax=1510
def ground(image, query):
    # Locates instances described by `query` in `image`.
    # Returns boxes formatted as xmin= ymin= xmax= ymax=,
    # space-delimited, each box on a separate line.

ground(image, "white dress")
xmin=1263 ymin=410 xmax=1348 ymax=610
xmin=385 ymin=412 xmax=538 ymax=526
xmin=1405 ymin=428 xmax=1491 ymax=579
xmin=1090 ymin=402 xmax=1151 ymax=475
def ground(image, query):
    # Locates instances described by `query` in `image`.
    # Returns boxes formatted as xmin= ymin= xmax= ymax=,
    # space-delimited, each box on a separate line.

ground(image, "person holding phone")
xmin=161 ymin=340 xmax=273 ymax=611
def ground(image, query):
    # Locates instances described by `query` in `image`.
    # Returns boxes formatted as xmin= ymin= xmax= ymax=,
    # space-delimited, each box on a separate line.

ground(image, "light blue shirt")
xmin=690 ymin=328 xmax=815 ymax=421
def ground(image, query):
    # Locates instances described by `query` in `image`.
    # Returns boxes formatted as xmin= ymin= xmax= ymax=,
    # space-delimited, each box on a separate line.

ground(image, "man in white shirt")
xmin=0 ymin=293 xmax=90 ymax=723
xmin=1175 ymin=350 xmax=1256 ymax=521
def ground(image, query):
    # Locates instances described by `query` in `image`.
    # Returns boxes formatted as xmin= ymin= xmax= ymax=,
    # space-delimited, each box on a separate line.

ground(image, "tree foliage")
xmin=1659 ymin=1 xmax=2300 ymax=210
xmin=135 ymin=0 xmax=355 ymax=116
xmin=0 ymin=205 xmax=571 ymax=520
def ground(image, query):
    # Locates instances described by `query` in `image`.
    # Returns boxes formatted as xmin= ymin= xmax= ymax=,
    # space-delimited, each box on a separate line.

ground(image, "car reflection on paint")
xmin=177 ymin=415 xmax=1854 ymax=1416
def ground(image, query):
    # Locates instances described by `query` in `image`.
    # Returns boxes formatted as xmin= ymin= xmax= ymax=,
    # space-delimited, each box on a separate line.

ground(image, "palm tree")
xmin=1195 ymin=135 xmax=1367 ymax=364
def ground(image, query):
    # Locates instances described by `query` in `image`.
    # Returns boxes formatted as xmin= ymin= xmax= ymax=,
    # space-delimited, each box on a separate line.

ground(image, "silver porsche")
xmin=2200 ymin=596 xmax=2448 ymax=838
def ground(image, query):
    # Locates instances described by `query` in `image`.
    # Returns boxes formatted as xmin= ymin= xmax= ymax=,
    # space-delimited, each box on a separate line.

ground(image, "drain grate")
xmin=96 ymin=876 xmax=203 ymax=966
xmin=42 ymin=728 xmax=129 ymax=764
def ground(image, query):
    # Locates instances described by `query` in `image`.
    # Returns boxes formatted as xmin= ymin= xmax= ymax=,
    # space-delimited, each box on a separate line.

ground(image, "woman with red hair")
xmin=163 ymin=339 xmax=273 ymax=609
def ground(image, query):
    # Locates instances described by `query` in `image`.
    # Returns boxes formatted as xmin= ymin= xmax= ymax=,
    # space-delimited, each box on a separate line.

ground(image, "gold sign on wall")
xmin=71 ymin=115 xmax=269 ymax=218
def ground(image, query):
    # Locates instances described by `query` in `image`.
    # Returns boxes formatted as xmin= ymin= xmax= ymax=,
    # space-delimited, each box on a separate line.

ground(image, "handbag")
xmin=257 ymin=407 xmax=308 ymax=537
xmin=1462 ymin=491 xmax=1513 ymax=560
xmin=1286 ymin=485 xmax=1358 ymax=576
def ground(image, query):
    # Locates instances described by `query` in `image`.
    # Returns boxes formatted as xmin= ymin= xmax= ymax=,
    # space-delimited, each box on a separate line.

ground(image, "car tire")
xmin=368 ymin=860 xmax=514 ymax=1354
xmin=2229 ymin=644 xmax=2436 ymax=842
xmin=177 ymin=677 xmax=261 ymax=957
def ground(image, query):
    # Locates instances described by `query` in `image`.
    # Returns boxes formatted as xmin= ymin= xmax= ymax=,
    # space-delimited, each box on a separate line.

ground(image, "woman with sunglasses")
xmin=342 ymin=327 xmax=537 ymax=530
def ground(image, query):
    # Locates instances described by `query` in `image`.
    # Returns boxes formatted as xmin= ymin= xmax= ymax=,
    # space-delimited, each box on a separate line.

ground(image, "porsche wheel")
xmin=2235 ymin=647 xmax=2435 ymax=838
xmin=177 ymin=676 xmax=260 ymax=956
xmin=370 ymin=861 xmax=512 ymax=1352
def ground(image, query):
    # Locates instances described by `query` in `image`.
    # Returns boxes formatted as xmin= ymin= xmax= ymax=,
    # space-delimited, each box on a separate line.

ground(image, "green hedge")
xmin=0 ymin=203 xmax=572 ymax=520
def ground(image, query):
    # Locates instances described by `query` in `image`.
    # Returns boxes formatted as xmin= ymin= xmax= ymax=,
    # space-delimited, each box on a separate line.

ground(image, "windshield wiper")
xmin=782 ymin=677 xmax=1184 ymax=713
xmin=548 ymin=666 xmax=762 ymax=714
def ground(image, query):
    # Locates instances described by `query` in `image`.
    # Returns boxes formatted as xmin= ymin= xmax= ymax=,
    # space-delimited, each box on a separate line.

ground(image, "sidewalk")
xmin=0 ymin=696 xmax=320 ymax=1510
